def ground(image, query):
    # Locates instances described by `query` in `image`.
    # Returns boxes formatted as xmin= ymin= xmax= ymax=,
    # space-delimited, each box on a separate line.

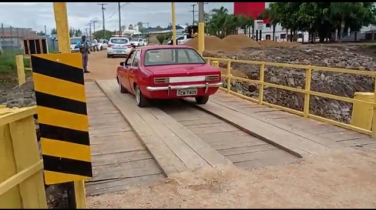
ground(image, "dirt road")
xmin=84 ymin=51 xmax=124 ymax=81
xmin=86 ymin=50 xmax=376 ymax=208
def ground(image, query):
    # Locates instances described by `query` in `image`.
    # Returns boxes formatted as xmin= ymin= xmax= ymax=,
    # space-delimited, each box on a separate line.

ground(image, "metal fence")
xmin=0 ymin=23 xmax=58 ymax=54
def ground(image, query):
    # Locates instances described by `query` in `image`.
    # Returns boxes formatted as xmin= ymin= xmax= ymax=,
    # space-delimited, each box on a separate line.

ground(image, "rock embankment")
xmin=204 ymin=44 xmax=376 ymax=123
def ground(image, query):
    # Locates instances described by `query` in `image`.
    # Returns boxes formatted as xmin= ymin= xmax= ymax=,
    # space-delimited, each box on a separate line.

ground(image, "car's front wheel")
xmin=195 ymin=96 xmax=209 ymax=104
xmin=107 ymin=54 xmax=111 ymax=58
xmin=135 ymin=85 xmax=149 ymax=107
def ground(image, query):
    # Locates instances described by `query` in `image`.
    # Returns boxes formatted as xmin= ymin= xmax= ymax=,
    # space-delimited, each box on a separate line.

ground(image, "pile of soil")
xmin=259 ymin=40 xmax=301 ymax=48
xmin=184 ymin=36 xmax=239 ymax=52
xmin=222 ymin=34 xmax=261 ymax=48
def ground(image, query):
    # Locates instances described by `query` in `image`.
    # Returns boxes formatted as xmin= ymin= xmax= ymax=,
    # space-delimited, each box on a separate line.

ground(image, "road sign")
xmin=31 ymin=53 xmax=92 ymax=185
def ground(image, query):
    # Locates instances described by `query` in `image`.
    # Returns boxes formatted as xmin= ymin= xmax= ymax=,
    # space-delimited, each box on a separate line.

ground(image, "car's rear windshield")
xmin=131 ymin=38 xmax=139 ymax=41
xmin=110 ymin=38 xmax=128 ymax=44
xmin=144 ymin=48 xmax=206 ymax=66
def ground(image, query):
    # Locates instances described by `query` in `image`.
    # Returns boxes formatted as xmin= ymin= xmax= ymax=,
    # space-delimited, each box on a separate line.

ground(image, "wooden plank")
xmin=91 ymin=150 xmax=152 ymax=166
xmin=149 ymin=108 xmax=233 ymax=167
xmin=219 ymin=144 xmax=275 ymax=156
xmin=209 ymin=96 xmax=343 ymax=149
xmin=85 ymin=174 xmax=165 ymax=196
xmin=192 ymin=100 xmax=331 ymax=157
xmin=90 ymin=159 xmax=162 ymax=181
xmin=96 ymin=80 xmax=187 ymax=175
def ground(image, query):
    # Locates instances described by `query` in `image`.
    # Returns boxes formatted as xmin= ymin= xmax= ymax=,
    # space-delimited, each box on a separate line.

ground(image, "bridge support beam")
xmin=52 ymin=3 xmax=87 ymax=208
xmin=53 ymin=3 xmax=70 ymax=53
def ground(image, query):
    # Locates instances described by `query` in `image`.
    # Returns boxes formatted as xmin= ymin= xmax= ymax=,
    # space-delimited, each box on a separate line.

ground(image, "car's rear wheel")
xmin=107 ymin=54 xmax=111 ymax=58
xmin=135 ymin=85 xmax=149 ymax=107
xmin=117 ymin=77 xmax=128 ymax=94
xmin=195 ymin=96 xmax=209 ymax=104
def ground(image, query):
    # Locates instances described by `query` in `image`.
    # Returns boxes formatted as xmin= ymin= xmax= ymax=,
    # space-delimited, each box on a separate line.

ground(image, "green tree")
xmin=92 ymin=29 xmax=114 ymax=40
xmin=50 ymin=28 xmax=57 ymax=35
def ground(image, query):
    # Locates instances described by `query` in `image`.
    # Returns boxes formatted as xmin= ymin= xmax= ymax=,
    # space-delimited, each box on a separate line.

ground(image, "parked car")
xmin=98 ymin=39 xmax=108 ymax=50
xmin=107 ymin=36 xmax=132 ymax=58
xmin=166 ymin=34 xmax=192 ymax=45
xmin=70 ymin=37 xmax=81 ymax=53
xmin=116 ymin=45 xmax=222 ymax=107
xmin=129 ymin=37 xmax=147 ymax=47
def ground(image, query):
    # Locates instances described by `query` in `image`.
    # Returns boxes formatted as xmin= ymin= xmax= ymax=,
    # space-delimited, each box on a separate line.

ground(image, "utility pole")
xmin=198 ymin=2 xmax=205 ymax=54
xmin=44 ymin=25 xmax=47 ymax=36
xmin=189 ymin=4 xmax=196 ymax=25
xmin=144 ymin=22 xmax=150 ymax=41
xmin=91 ymin=20 xmax=98 ymax=37
xmin=118 ymin=2 xmax=122 ymax=35
xmin=98 ymin=3 xmax=107 ymax=38
xmin=88 ymin=22 xmax=92 ymax=40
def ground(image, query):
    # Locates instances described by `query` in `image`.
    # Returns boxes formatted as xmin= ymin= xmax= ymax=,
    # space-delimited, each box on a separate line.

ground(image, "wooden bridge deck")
xmin=84 ymin=80 xmax=376 ymax=196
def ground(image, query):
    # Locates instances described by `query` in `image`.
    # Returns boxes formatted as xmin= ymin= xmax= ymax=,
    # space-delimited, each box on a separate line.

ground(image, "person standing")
xmin=75 ymin=35 xmax=91 ymax=73
xmin=93 ymin=38 xmax=99 ymax=51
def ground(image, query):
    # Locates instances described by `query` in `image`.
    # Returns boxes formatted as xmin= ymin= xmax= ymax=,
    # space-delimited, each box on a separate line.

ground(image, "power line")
xmin=98 ymin=3 xmax=107 ymax=38
xmin=189 ymin=4 xmax=196 ymax=25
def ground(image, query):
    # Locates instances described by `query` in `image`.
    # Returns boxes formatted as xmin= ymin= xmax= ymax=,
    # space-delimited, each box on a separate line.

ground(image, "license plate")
xmin=177 ymin=89 xmax=197 ymax=96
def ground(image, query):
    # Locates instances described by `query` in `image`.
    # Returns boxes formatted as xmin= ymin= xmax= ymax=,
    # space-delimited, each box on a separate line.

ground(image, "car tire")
xmin=100 ymin=46 xmax=103 ymax=51
xmin=195 ymin=96 xmax=209 ymax=104
xmin=117 ymin=77 xmax=128 ymax=94
xmin=107 ymin=54 xmax=111 ymax=58
xmin=135 ymin=85 xmax=149 ymax=107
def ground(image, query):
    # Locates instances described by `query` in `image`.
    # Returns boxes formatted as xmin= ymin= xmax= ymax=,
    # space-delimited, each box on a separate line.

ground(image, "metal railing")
xmin=205 ymin=57 xmax=376 ymax=137
xmin=0 ymin=106 xmax=47 ymax=208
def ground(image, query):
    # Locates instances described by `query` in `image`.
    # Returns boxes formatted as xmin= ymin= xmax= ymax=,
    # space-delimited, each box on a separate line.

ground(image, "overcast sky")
xmin=0 ymin=2 xmax=233 ymax=33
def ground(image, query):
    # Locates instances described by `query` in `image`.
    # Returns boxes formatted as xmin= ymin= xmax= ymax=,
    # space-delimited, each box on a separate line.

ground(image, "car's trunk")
xmin=146 ymin=64 xmax=220 ymax=85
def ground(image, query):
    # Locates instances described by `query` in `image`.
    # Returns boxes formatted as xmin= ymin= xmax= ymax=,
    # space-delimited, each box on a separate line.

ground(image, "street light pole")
xmin=171 ymin=2 xmax=177 ymax=45
xmin=198 ymin=2 xmax=205 ymax=54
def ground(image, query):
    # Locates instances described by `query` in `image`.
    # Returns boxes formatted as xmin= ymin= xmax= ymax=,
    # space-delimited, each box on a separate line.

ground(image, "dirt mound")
xmin=222 ymin=34 xmax=260 ymax=48
xmin=259 ymin=40 xmax=301 ymax=48
xmin=184 ymin=36 xmax=239 ymax=52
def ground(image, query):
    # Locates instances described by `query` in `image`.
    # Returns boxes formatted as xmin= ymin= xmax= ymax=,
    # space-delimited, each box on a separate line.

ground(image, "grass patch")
xmin=0 ymin=50 xmax=30 ymax=77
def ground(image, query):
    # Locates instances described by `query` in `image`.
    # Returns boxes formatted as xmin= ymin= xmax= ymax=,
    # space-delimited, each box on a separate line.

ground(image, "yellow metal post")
xmin=258 ymin=63 xmax=265 ymax=104
xmin=53 ymin=3 xmax=70 ymax=53
xmin=303 ymin=67 xmax=312 ymax=118
xmin=16 ymin=55 xmax=25 ymax=87
xmin=372 ymin=75 xmax=376 ymax=138
xmin=226 ymin=61 xmax=232 ymax=93
xmin=171 ymin=3 xmax=177 ymax=45
xmin=198 ymin=2 xmax=205 ymax=55
xmin=351 ymin=92 xmax=374 ymax=131
xmin=53 ymin=3 xmax=87 ymax=208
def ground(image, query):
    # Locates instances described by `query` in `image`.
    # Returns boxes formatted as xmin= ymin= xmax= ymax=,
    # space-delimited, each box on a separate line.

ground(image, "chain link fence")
xmin=0 ymin=23 xmax=58 ymax=55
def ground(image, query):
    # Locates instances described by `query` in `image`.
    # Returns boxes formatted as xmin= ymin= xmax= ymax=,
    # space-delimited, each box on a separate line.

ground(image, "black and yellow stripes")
xmin=31 ymin=53 xmax=92 ymax=185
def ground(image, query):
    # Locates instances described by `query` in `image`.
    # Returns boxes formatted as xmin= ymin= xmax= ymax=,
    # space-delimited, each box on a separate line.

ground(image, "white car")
xmin=70 ymin=37 xmax=81 ymax=53
xmin=107 ymin=37 xmax=132 ymax=58
xmin=129 ymin=37 xmax=147 ymax=47
xmin=167 ymin=34 xmax=191 ymax=45
xmin=98 ymin=39 xmax=108 ymax=50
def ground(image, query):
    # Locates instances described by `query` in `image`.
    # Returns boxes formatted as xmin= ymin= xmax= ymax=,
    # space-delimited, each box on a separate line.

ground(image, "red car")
xmin=116 ymin=45 xmax=222 ymax=107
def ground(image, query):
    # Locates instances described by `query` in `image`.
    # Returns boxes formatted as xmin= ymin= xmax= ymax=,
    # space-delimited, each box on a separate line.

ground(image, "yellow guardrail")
xmin=0 ymin=106 xmax=47 ymax=208
xmin=15 ymin=55 xmax=32 ymax=87
xmin=205 ymin=57 xmax=376 ymax=138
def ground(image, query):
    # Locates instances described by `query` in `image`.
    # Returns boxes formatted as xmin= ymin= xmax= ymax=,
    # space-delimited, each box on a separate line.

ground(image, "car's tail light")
xmin=125 ymin=44 xmax=131 ymax=48
xmin=206 ymin=75 xmax=219 ymax=81
xmin=154 ymin=77 xmax=169 ymax=84
xmin=108 ymin=44 xmax=114 ymax=47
